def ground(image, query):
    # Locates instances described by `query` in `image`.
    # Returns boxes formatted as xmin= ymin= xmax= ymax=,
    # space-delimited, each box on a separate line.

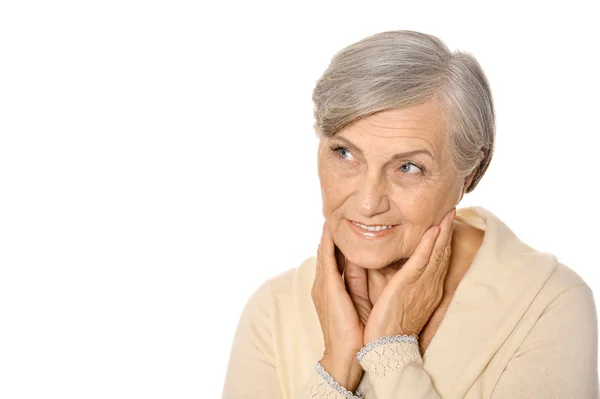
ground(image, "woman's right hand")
xmin=311 ymin=222 xmax=364 ymax=392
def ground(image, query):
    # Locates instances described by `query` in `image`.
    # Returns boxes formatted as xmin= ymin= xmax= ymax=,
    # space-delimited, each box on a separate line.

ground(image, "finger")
xmin=344 ymin=261 xmax=367 ymax=295
xmin=367 ymin=268 xmax=388 ymax=306
xmin=394 ymin=225 xmax=439 ymax=282
xmin=312 ymin=241 xmax=323 ymax=298
xmin=321 ymin=222 xmax=343 ymax=281
xmin=334 ymin=244 xmax=346 ymax=277
xmin=315 ymin=242 xmax=322 ymax=279
xmin=422 ymin=208 xmax=455 ymax=280
xmin=314 ymin=224 xmax=327 ymax=285
xmin=345 ymin=261 xmax=371 ymax=325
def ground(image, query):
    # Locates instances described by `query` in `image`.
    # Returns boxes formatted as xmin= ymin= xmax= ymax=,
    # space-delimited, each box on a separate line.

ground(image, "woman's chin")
xmin=343 ymin=251 xmax=399 ymax=270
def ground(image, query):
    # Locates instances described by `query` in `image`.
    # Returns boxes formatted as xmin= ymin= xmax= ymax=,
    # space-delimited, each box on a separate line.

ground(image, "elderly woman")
xmin=222 ymin=30 xmax=599 ymax=398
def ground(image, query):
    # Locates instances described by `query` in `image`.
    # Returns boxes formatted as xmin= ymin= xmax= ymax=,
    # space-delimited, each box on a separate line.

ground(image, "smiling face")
xmin=317 ymin=99 xmax=469 ymax=269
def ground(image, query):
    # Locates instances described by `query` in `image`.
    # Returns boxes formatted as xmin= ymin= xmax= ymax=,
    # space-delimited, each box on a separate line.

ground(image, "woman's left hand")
xmin=363 ymin=208 xmax=456 ymax=344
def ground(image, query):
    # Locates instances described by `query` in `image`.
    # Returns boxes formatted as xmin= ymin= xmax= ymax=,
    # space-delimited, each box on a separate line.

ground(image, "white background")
xmin=1 ymin=1 xmax=599 ymax=398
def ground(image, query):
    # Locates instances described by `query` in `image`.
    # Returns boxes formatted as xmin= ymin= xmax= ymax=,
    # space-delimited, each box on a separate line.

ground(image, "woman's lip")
xmin=346 ymin=219 xmax=398 ymax=240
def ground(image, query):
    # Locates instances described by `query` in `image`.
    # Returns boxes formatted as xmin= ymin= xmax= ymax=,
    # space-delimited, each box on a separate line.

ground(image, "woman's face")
xmin=317 ymin=99 xmax=467 ymax=269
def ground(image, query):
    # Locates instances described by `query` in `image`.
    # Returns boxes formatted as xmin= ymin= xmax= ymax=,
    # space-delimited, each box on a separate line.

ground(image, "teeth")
xmin=352 ymin=221 xmax=393 ymax=232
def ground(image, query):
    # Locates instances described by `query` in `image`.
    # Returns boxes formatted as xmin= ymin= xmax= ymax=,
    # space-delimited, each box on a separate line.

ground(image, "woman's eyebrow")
xmin=332 ymin=136 xmax=364 ymax=156
xmin=333 ymin=135 xmax=433 ymax=160
xmin=390 ymin=149 xmax=433 ymax=160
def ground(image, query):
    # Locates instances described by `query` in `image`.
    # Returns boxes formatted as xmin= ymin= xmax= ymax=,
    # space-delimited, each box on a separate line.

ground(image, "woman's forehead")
xmin=335 ymin=101 xmax=448 ymax=156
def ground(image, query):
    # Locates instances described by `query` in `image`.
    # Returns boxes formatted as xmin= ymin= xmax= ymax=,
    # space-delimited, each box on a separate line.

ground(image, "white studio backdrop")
xmin=1 ymin=1 xmax=598 ymax=398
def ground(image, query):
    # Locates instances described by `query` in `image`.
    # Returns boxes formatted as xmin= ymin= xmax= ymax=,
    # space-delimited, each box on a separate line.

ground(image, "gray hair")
xmin=312 ymin=30 xmax=495 ymax=193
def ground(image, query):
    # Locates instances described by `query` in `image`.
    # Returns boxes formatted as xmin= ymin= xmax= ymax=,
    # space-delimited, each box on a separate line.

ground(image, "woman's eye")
xmin=336 ymin=147 xmax=354 ymax=160
xmin=399 ymin=162 xmax=422 ymax=174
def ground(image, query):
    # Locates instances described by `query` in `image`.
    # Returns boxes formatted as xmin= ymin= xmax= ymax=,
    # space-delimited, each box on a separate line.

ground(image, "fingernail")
xmin=451 ymin=208 xmax=456 ymax=222
xmin=434 ymin=226 xmax=441 ymax=238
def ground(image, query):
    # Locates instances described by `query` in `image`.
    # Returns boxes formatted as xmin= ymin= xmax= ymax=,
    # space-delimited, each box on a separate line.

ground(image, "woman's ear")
xmin=457 ymin=168 xmax=478 ymax=205
xmin=457 ymin=188 xmax=465 ymax=206
xmin=457 ymin=150 xmax=485 ymax=205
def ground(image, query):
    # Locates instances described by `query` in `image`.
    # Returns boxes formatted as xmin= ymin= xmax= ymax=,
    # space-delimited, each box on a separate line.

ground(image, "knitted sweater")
xmin=222 ymin=207 xmax=599 ymax=398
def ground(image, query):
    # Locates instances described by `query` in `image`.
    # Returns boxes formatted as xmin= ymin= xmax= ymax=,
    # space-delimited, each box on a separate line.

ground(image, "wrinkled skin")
xmin=312 ymin=99 xmax=479 ymax=390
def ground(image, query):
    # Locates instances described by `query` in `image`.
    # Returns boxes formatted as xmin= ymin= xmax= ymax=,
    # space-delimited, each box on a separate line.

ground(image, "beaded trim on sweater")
xmin=314 ymin=361 xmax=364 ymax=398
xmin=356 ymin=335 xmax=421 ymax=380
xmin=356 ymin=334 xmax=418 ymax=362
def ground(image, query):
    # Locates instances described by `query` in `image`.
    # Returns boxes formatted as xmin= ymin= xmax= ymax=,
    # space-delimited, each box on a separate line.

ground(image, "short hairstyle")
xmin=312 ymin=30 xmax=495 ymax=193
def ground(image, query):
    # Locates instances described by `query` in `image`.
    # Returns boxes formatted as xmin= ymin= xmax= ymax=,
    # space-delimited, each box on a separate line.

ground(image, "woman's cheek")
xmin=321 ymin=166 xmax=345 ymax=198
xmin=322 ymin=185 xmax=343 ymax=216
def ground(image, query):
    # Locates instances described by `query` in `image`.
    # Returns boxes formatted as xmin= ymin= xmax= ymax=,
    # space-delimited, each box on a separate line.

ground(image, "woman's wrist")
xmin=319 ymin=353 xmax=364 ymax=393
xmin=357 ymin=334 xmax=419 ymax=362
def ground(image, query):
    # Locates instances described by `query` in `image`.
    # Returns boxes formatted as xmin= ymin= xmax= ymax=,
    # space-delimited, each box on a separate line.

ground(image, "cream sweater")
xmin=222 ymin=207 xmax=599 ymax=398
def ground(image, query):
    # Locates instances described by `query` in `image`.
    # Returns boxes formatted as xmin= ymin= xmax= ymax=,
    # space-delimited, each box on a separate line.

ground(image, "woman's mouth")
xmin=347 ymin=219 xmax=398 ymax=239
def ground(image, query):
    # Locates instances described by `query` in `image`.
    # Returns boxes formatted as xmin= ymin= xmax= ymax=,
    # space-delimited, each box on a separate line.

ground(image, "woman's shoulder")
xmin=236 ymin=256 xmax=319 ymax=346
xmin=529 ymin=262 xmax=597 ymax=345
xmin=264 ymin=256 xmax=317 ymax=299
xmin=465 ymin=205 xmax=594 ymax=304
xmin=245 ymin=256 xmax=316 ymax=307
xmin=540 ymin=260 xmax=594 ymax=303
xmin=550 ymin=260 xmax=588 ymax=287
xmin=520 ymin=257 xmax=597 ymax=328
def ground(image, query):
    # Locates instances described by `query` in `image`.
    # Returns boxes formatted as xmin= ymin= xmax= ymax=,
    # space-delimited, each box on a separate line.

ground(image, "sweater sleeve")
xmin=222 ymin=279 xmax=351 ymax=399
xmin=358 ymin=339 xmax=441 ymax=398
xmin=491 ymin=284 xmax=599 ymax=398
xmin=298 ymin=368 xmax=361 ymax=398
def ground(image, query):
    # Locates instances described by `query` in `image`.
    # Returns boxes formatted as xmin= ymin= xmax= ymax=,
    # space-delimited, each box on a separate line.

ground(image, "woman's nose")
xmin=356 ymin=172 xmax=390 ymax=218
